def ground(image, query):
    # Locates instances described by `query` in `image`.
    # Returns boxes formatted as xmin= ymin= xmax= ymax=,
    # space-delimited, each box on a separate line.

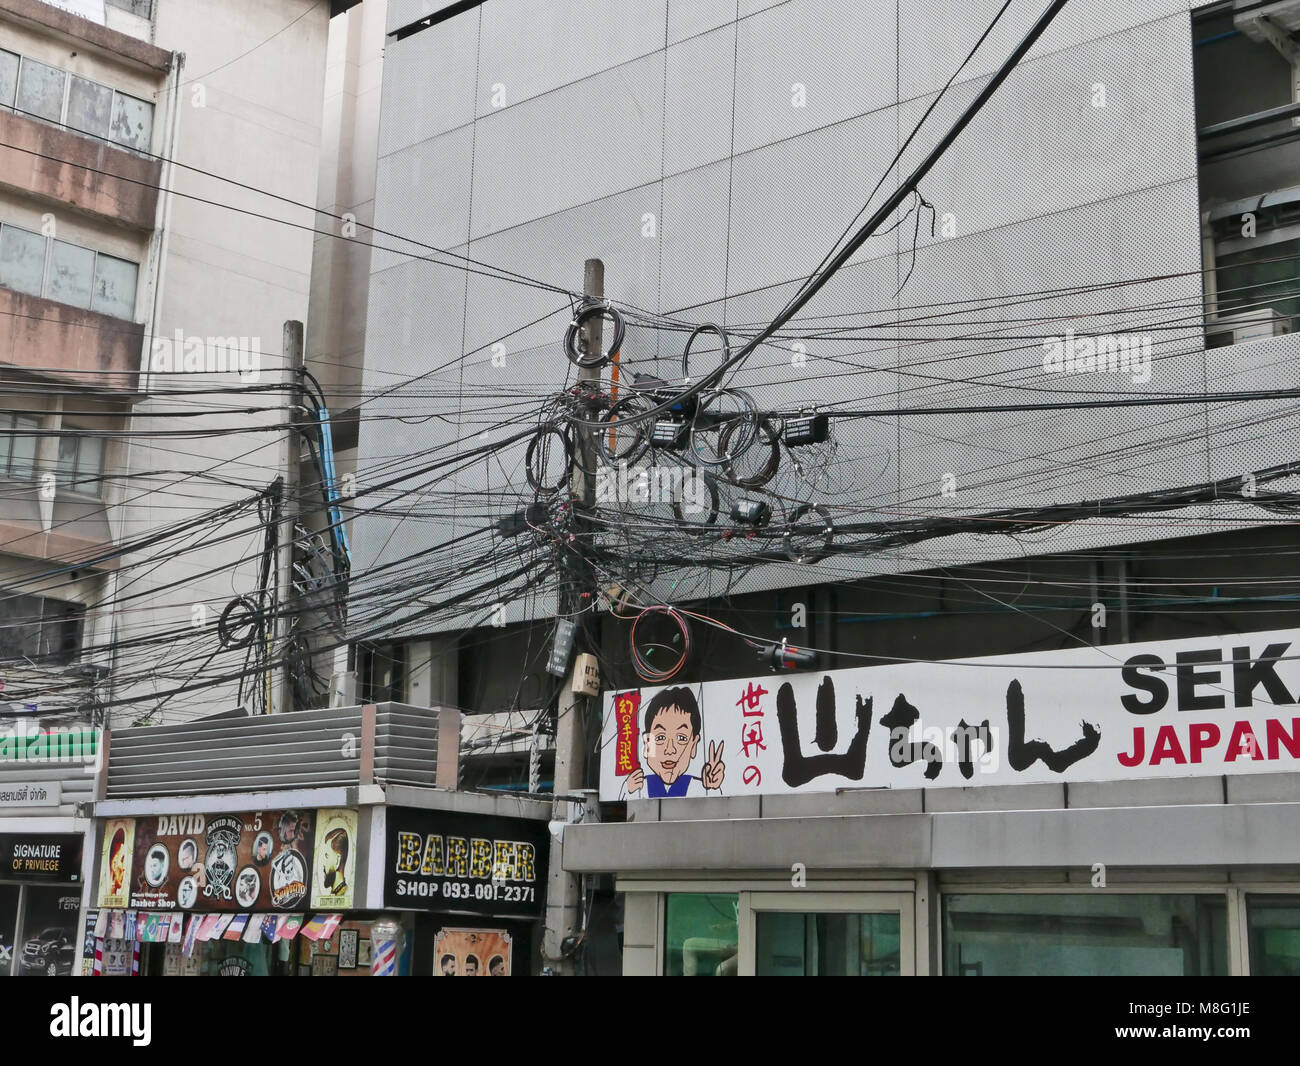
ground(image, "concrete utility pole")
xmin=544 ymin=259 xmax=603 ymax=973
xmin=274 ymin=320 xmax=305 ymax=715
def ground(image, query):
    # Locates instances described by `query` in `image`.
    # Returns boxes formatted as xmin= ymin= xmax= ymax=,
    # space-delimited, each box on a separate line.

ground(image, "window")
xmin=16 ymin=58 xmax=65 ymax=124
xmin=1193 ymin=6 xmax=1300 ymax=342
xmin=1246 ymin=895 xmax=1300 ymax=975
xmin=664 ymin=893 xmax=737 ymax=976
xmin=0 ymin=49 xmax=153 ymax=153
xmin=0 ymin=226 xmax=46 ymax=298
xmin=106 ymin=0 xmax=154 ymax=17
xmin=108 ymin=91 xmax=151 ymax=152
xmin=0 ymin=50 xmax=18 ymax=111
xmin=48 ymin=240 xmax=94 ymax=309
xmin=0 ymin=411 xmax=40 ymax=480
xmin=91 ymin=253 xmax=138 ymax=318
xmin=66 ymin=76 xmax=112 ymax=140
xmin=756 ymin=911 xmax=900 ymax=976
xmin=55 ymin=431 xmax=102 ymax=495
xmin=0 ymin=591 xmax=84 ymax=666
xmin=0 ymin=223 xmax=138 ymax=319
xmin=942 ymin=893 xmax=1229 ymax=976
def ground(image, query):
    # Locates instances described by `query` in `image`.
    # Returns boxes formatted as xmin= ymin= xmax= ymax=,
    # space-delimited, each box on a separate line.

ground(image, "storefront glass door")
xmin=755 ymin=911 xmax=902 ymax=976
xmin=738 ymin=891 xmax=915 ymax=976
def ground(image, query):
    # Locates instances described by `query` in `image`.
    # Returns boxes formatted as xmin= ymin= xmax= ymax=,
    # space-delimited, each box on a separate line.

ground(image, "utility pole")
xmin=274 ymin=319 xmax=305 ymax=715
xmin=544 ymin=259 xmax=602 ymax=974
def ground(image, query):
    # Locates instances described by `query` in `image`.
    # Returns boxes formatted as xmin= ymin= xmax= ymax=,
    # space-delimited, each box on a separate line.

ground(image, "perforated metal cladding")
xmin=353 ymin=1 xmax=1299 ymax=635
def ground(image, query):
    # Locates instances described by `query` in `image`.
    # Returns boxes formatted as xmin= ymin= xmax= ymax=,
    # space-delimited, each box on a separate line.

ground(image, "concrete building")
xmin=352 ymin=1 xmax=1300 ymax=974
xmin=0 ymin=0 xmax=332 ymax=732
xmin=0 ymin=0 xmax=338 ymax=973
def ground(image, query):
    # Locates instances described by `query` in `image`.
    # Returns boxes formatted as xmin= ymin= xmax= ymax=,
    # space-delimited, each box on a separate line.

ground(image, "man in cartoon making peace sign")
xmin=625 ymin=686 xmax=725 ymax=798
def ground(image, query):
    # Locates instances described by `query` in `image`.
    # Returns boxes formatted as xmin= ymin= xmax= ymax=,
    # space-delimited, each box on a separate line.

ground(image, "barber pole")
xmin=370 ymin=915 xmax=404 ymax=976
xmin=371 ymin=937 xmax=397 ymax=976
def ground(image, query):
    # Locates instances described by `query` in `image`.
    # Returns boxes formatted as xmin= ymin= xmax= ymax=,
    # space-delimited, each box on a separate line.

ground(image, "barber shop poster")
xmin=310 ymin=808 xmax=357 ymax=909
xmin=600 ymin=628 xmax=1300 ymax=800
xmin=97 ymin=819 xmax=135 ymax=908
xmin=105 ymin=809 xmax=348 ymax=912
xmin=434 ymin=928 xmax=511 ymax=977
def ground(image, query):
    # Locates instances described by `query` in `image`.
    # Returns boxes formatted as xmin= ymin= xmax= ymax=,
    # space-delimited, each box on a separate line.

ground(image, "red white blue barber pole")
xmin=370 ymin=916 xmax=404 ymax=976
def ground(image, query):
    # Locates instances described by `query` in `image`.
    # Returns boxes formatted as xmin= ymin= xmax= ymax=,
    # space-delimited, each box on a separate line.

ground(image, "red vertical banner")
xmin=613 ymin=692 xmax=641 ymax=776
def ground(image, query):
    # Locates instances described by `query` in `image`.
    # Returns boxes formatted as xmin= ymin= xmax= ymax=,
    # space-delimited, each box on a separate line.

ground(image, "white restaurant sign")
xmin=599 ymin=628 xmax=1300 ymax=801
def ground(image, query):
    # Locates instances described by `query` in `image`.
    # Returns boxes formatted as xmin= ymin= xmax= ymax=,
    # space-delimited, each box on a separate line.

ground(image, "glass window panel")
xmin=1246 ymin=896 xmax=1300 ymax=976
xmin=0 ymin=590 xmax=45 ymax=661
xmin=0 ymin=226 xmax=47 ymax=298
xmin=1214 ymin=238 xmax=1300 ymax=338
xmin=664 ymin=893 xmax=737 ymax=976
xmin=0 ymin=50 xmax=19 ymax=111
xmin=0 ymin=412 xmax=12 ymax=469
xmin=55 ymin=433 xmax=77 ymax=479
xmin=942 ymin=894 xmax=1228 ymax=976
xmin=74 ymin=435 xmax=102 ymax=492
xmin=109 ymin=92 xmax=152 ymax=152
xmin=8 ymin=417 xmax=38 ymax=479
xmin=16 ymin=58 xmax=66 ymax=123
xmin=90 ymin=254 xmax=137 ymax=319
xmin=756 ymin=912 xmax=900 ymax=976
xmin=16 ymin=886 xmax=81 ymax=976
xmin=106 ymin=0 xmax=154 ymax=16
xmin=66 ymin=75 xmax=112 ymax=139
xmin=42 ymin=600 xmax=83 ymax=664
xmin=0 ymin=884 xmax=18 ymax=976
xmin=47 ymin=241 xmax=94 ymax=310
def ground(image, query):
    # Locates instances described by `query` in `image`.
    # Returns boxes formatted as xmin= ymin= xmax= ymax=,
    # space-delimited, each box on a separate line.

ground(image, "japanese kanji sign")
xmin=599 ymin=628 xmax=1300 ymax=800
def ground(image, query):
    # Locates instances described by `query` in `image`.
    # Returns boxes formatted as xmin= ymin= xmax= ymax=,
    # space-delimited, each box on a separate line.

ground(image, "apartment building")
xmin=0 ymin=0 xmax=333 ymax=975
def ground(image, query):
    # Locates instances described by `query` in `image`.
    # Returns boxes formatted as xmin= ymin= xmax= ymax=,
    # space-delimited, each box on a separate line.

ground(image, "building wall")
xmin=107 ymin=0 xmax=329 ymax=721
xmin=353 ymin=0 xmax=1299 ymax=637
xmin=0 ymin=0 xmax=332 ymax=724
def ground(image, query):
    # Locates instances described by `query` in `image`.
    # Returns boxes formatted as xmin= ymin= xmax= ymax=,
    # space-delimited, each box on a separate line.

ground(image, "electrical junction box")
xmin=571 ymin=652 xmax=600 ymax=696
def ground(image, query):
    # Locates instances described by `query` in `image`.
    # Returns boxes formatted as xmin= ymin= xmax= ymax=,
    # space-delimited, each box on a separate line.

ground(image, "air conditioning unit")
xmin=327 ymin=670 xmax=357 ymax=707
xmin=1206 ymin=308 xmax=1291 ymax=347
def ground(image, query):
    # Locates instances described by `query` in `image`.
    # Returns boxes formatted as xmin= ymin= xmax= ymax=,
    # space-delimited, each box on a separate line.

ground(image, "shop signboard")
xmin=0 ymin=782 xmax=61 ymax=808
xmin=383 ymin=808 xmax=547 ymax=919
xmin=0 ymin=833 xmax=81 ymax=882
xmin=600 ymin=627 xmax=1300 ymax=800
xmin=97 ymin=809 xmax=354 ymax=912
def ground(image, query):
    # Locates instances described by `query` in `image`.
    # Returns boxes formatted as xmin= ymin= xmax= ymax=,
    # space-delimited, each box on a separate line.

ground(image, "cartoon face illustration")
xmin=644 ymin=703 xmax=700 ymax=785
xmin=178 ymin=839 xmax=197 ymax=869
xmin=624 ymin=687 xmax=724 ymax=799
